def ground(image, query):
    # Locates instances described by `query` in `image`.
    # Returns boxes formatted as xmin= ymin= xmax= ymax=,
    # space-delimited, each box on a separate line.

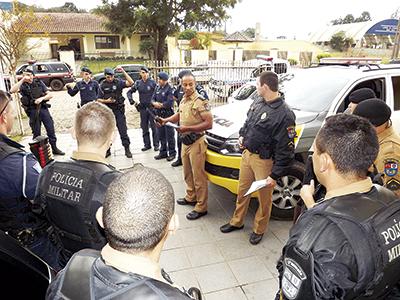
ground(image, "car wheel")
xmin=50 ymin=79 xmax=64 ymax=91
xmin=271 ymin=160 xmax=305 ymax=220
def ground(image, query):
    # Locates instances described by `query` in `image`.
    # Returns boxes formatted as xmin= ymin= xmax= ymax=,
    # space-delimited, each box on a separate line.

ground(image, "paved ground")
xmin=21 ymin=128 xmax=291 ymax=300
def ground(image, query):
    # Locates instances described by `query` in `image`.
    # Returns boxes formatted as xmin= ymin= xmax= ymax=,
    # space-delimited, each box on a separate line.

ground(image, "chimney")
xmin=255 ymin=22 xmax=261 ymax=41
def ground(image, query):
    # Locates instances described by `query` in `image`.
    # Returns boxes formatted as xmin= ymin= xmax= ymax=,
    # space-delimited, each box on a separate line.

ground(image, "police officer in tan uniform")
xmin=353 ymin=99 xmax=400 ymax=196
xmin=220 ymin=71 xmax=296 ymax=245
xmin=158 ymin=72 xmax=213 ymax=220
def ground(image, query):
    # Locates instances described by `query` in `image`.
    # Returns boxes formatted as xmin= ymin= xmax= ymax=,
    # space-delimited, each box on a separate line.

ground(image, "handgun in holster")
xmin=29 ymin=136 xmax=54 ymax=168
xmin=180 ymin=133 xmax=199 ymax=145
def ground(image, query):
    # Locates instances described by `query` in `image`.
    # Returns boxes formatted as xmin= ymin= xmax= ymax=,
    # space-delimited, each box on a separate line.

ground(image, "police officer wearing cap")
xmin=35 ymin=102 xmax=121 ymax=263
xmin=171 ymin=70 xmax=209 ymax=167
xmin=0 ymin=90 xmax=63 ymax=271
xmin=10 ymin=68 xmax=65 ymax=155
xmin=152 ymin=72 xmax=176 ymax=161
xmin=127 ymin=67 xmax=159 ymax=151
xmin=66 ymin=67 xmax=99 ymax=108
xmin=354 ymin=99 xmax=400 ymax=197
xmin=344 ymin=87 xmax=376 ymax=114
xmin=98 ymin=67 xmax=134 ymax=158
xmin=277 ymin=113 xmax=400 ymax=300
xmin=220 ymin=71 xmax=296 ymax=245
xmin=159 ymin=73 xmax=213 ymax=220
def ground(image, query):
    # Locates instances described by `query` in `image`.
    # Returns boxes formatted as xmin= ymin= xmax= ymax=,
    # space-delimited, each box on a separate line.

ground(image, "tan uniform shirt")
xmin=179 ymin=92 xmax=211 ymax=130
xmin=375 ymin=127 xmax=400 ymax=195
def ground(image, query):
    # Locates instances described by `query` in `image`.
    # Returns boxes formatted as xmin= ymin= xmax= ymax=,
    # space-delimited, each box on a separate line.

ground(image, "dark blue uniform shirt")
xmin=127 ymin=79 xmax=156 ymax=106
xmin=98 ymin=79 xmax=127 ymax=100
xmin=0 ymin=135 xmax=41 ymax=200
xmin=152 ymin=83 xmax=174 ymax=109
xmin=67 ymin=80 xmax=100 ymax=105
xmin=20 ymin=80 xmax=47 ymax=100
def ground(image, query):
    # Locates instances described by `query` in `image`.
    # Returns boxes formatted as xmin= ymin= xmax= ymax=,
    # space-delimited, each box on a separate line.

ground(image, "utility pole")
xmin=392 ymin=18 xmax=400 ymax=59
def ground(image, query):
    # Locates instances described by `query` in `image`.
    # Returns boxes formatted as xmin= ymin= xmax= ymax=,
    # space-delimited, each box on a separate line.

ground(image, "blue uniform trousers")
xmin=140 ymin=109 xmax=159 ymax=148
xmin=28 ymin=106 xmax=56 ymax=145
xmin=157 ymin=125 xmax=176 ymax=157
xmin=112 ymin=106 xmax=130 ymax=147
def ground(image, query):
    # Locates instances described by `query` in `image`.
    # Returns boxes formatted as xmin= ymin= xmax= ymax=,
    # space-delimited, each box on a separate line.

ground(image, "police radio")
xmin=29 ymin=136 xmax=54 ymax=168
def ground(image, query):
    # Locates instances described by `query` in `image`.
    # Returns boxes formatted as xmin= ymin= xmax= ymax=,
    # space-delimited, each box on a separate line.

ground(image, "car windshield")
xmin=279 ymin=69 xmax=354 ymax=112
xmin=234 ymin=84 xmax=256 ymax=100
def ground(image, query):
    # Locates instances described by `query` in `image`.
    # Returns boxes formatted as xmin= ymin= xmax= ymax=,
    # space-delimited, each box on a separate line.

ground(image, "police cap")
xmin=178 ymin=69 xmax=192 ymax=79
xmin=140 ymin=67 xmax=149 ymax=73
xmin=81 ymin=67 xmax=92 ymax=74
xmin=104 ymin=68 xmax=115 ymax=76
xmin=348 ymin=88 xmax=376 ymax=104
xmin=353 ymin=98 xmax=391 ymax=126
xmin=158 ymin=72 xmax=169 ymax=81
xmin=23 ymin=67 xmax=34 ymax=75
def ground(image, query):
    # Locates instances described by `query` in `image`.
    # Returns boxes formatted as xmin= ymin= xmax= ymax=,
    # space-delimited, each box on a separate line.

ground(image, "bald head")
xmin=103 ymin=166 xmax=175 ymax=253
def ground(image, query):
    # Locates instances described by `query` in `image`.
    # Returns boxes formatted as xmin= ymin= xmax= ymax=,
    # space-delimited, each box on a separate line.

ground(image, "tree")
xmin=178 ymin=29 xmax=197 ymax=40
xmin=139 ymin=37 xmax=155 ymax=59
xmin=0 ymin=1 xmax=43 ymax=134
xmin=242 ymin=27 xmax=255 ymax=39
xmin=342 ymin=14 xmax=355 ymax=24
xmin=330 ymin=31 xmax=354 ymax=51
xmin=391 ymin=7 xmax=400 ymax=19
xmin=95 ymin=0 xmax=239 ymax=60
xmin=331 ymin=12 xmax=371 ymax=25
xmin=32 ymin=2 xmax=86 ymax=13
xmin=355 ymin=11 xmax=371 ymax=22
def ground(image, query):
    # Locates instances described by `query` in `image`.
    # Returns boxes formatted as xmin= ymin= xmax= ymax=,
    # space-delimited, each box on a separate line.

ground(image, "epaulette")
xmin=197 ymin=94 xmax=206 ymax=101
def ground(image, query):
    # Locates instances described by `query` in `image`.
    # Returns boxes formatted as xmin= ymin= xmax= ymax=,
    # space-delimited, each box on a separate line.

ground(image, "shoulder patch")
xmin=197 ymin=94 xmax=205 ymax=101
xmin=384 ymin=159 xmax=398 ymax=177
xmin=386 ymin=178 xmax=400 ymax=191
xmin=32 ymin=162 xmax=42 ymax=174
xmin=282 ymin=257 xmax=307 ymax=299
xmin=287 ymin=126 xmax=296 ymax=139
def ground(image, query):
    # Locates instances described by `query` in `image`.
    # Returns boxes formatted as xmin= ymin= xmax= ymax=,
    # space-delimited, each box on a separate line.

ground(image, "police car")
xmin=206 ymin=61 xmax=400 ymax=219
xmin=209 ymin=56 xmax=290 ymax=99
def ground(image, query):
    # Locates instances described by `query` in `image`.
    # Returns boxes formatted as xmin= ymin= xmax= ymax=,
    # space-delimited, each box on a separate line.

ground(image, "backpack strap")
xmin=61 ymin=249 xmax=100 ymax=300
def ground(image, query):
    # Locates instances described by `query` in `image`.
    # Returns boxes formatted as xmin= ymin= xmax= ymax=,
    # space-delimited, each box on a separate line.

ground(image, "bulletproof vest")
xmin=0 ymin=141 xmax=43 ymax=234
xmin=57 ymin=249 xmax=193 ymax=300
xmin=100 ymin=79 xmax=123 ymax=105
xmin=21 ymin=80 xmax=45 ymax=109
xmin=38 ymin=160 xmax=120 ymax=253
xmin=282 ymin=186 xmax=400 ymax=300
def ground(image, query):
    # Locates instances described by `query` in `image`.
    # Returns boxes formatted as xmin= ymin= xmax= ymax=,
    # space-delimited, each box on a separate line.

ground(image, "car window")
xmin=274 ymin=63 xmax=288 ymax=74
xmin=392 ymin=76 xmax=400 ymax=111
xmin=50 ymin=64 xmax=69 ymax=73
xmin=335 ymin=78 xmax=386 ymax=113
xmin=251 ymin=64 xmax=272 ymax=78
xmin=16 ymin=65 xmax=28 ymax=75
xmin=35 ymin=64 xmax=49 ymax=73
xmin=234 ymin=85 xmax=256 ymax=100
xmin=122 ymin=65 xmax=141 ymax=72
xmin=279 ymin=70 xmax=354 ymax=112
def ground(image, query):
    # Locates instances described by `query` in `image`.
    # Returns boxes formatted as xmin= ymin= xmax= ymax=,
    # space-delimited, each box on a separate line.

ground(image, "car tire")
xmin=270 ymin=160 xmax=305 ymax=220
xmin=50 ymin=79 xmax=64 ymax=91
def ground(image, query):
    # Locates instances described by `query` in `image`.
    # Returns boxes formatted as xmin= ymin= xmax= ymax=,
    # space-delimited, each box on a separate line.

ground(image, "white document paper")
xmin=165 ymin=122 xmax=180 ymax=129
xmin=244 ymin=179 xmax=267 ymax=196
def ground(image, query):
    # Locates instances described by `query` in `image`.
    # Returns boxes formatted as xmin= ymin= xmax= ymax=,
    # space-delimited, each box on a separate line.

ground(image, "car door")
xmin=33 ymin=64 xmax=51 ymax=86
xmin=389 ymin=75 xmax=400 ymax=132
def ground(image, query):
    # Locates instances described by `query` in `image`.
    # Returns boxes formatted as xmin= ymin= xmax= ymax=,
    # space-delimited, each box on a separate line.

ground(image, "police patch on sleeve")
xmin=204 ymin=102 xmax=211 ymax=111
xmin=384 ymin=160 xmax=399 ymax=177
xmin=32 ymin=162 xmax=42 ymax=174
xmin=287 ymin=126 xmax=296 ymax=139
xmin=282 ymin=258 xmax=306 ymax=299
xmin=386 ymin=178 xmax=400 ymax=191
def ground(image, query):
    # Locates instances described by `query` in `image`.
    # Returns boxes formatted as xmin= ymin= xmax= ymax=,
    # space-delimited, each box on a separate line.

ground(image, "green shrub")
xmin=317 ymin=53 xmax=332 ymax=62
xmin=288 ymin=58 xmax=298 ymax=66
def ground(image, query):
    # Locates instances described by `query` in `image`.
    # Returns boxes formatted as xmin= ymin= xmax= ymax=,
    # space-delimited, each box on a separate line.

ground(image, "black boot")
xmin=124 ymin=146 xmax=132 ymax=158
xmin=51 ymin=144 xmax=65 ymax=156
xmin=171 ymin=158 xmax=182 ymax=167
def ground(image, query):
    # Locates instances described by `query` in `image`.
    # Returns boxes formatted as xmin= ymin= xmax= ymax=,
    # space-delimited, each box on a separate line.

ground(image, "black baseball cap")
xmin=104 ymin=68 xmax=115 ymax=76
xmin=140 ymin=67 xmax=149 ymax=73
xmin=348 ymin=88 xmax=376 ymax=104
xmin=81 ymin=67 xmax=92 ymax=74
xmin=353 ymin=98 xmax=391 ymax=126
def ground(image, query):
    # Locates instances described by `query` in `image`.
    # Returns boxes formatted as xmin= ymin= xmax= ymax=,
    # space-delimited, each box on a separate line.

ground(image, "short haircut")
xmin=74 ymin=102 xmax=115 ymax=146
xmin=103 ymin=166 xmax=175 ymax=252
xmin=259 ymin=71 xmax=279 ymax=92
xmin=0 ymin=90 xmax=11 ymax=114
xmin=315 ymin=114 xmax=379 ymax=177
xmin=182 ymin=72 xmax=196 ymax=81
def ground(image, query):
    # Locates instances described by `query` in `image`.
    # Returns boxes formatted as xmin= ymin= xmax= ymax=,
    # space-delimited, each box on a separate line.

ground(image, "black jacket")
xmin=239 ymin=96 xmax=296 ymax=180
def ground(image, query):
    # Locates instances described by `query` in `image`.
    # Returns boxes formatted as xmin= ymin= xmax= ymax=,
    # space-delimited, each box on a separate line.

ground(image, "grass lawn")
xmin=81 ymin=59 xmax=146 ymax=74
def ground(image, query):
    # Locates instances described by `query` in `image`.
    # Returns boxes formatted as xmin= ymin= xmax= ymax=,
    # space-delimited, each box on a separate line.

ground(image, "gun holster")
xmin=180 ymin=133 xmax=203 ymax=146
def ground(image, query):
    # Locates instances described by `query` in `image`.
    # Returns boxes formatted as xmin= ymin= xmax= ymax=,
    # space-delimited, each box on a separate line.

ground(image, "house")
xmin=25 ymin=12 xmax=150 ymax=61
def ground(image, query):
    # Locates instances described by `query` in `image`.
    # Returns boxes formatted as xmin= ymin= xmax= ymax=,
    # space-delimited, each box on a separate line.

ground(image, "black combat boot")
xmin=124 ymin=146 xmax=132 ymax=158
xmin=51 ymin=144 xmax=65 ymax=156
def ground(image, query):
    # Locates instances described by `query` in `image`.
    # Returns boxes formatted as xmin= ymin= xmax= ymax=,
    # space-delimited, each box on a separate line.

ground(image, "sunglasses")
xmin=0 ymin=93 xmax=11 ymax=116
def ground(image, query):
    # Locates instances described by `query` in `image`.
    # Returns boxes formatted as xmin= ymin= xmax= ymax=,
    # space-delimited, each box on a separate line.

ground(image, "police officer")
xmin=98 ymin=67 xmax=133 ymax=158
xmin=152 ymin=72 xmax=176 ymax=161
xmin=46 ymin=167 xmax=200 ymax=300
xmin=220 ymin=71 xmax=296 ymax=245
xmin=344 ymin=87 xmax=376 ymax=114
xmin=66 ymin=67 xmax=99 ymax=108
xmin=159 ymin=73 xmax=213 ymax=220
xmin=127 ymin=67 xmax=159 ymax=151
xmin=354 ymin=99 xmax=400 ymax=196
xmin=278 ymin=114 xmax=400 ymax=300
xmin=171 ymin=70 xmax=209 ymax=167
xmin=35 ymin=102 xmax=120 ymax=262
xmin=0 ymin=90 xmax=63 ymax=271
xmin=10 ymin=68 xmax=65 ymax=155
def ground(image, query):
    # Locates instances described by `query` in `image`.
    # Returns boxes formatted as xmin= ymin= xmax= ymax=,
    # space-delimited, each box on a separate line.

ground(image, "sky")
xmin=19 ymin=0 xmax=400 ymax=39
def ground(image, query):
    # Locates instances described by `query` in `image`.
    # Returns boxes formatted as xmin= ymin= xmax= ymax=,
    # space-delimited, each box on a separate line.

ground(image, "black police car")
xmin=92 ymin=64 xmax=148 ymax=84
xmin=15 ymin=61 xmax=75 ymax=91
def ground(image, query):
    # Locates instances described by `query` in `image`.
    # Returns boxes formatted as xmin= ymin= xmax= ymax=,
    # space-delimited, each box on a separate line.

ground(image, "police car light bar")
xmin=256 ymin=55 xmax=274 ymax=61
xmin=319 ymin=57 xmax=382 ymax=64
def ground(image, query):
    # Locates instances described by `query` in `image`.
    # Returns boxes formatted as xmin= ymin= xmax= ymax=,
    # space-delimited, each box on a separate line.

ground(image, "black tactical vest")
xmin=37 ymin=160 xmax=120 ymax=255
xmin=20 ymin=79 xmax=45 ymax=109
xmin=100 ymin=79 xmax=124 ymax=108
xmin=0 ymin=140 xmax=45 ymax=236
